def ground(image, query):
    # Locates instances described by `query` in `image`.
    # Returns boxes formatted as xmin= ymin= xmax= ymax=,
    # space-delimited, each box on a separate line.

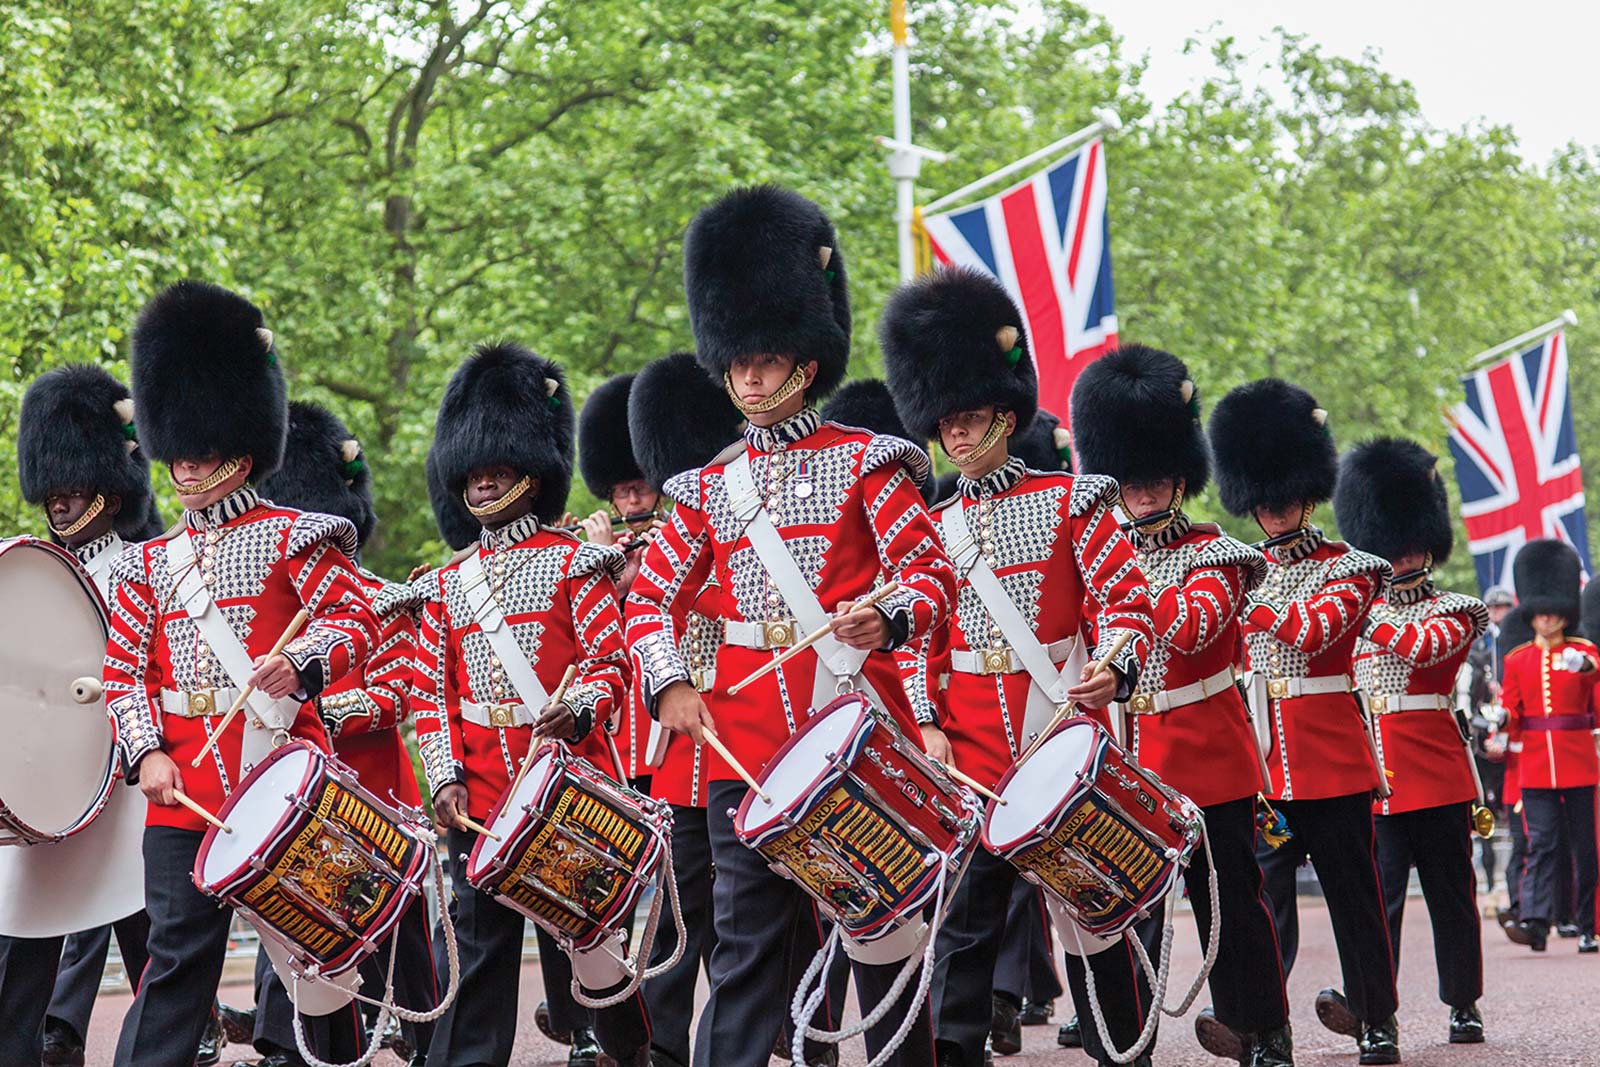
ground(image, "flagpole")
xmin=922 ymin=107 xmax=1122 ymax=216
xmin=889 ymin=1 xmax=917 ymax=281
xmin=1468 ymin=309 xmax=1578 ymax=366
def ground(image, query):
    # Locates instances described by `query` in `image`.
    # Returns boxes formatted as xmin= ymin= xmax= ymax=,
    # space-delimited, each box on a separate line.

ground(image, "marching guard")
xmin=624 ymin=184 xmax=956 ymax=1067
xmin=1333 ymin=437 xmax=1489 ymax=1042
xmin=1499 ymin=540 xmax=1600 ymax=953
xmin=880 ymin=268 xmax=1154 ymax=1067
xmin=411 ymin=342 xmax=653 ymax=1067
xmin=1071 ymin=344 xmax=1293 ymax=1067
xmin=102 ymin=281 xmax=383 ymax=1067
xmin=1208 ymin=379 xmax=1400 ymax=1066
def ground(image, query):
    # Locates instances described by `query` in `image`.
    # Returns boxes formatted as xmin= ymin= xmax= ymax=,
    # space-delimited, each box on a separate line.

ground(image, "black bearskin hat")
xmin=1071 ymin=344 xmax=1208 ymax=494
xmin=1011 ymin=409 xmax=1073 ymax=472
xmin=18 ymin=364 xmax=157 ymax=541
xmin=429 ymin=342 xmax=575 ymax=525
xmin=578 ymin=373 xmax=645 ymax=500
xmin=126 ymin=496 xmax=168 ymax=541
xmin=1332 ymin=437 xmax=1453 ymax=565
xmin=258 ymin=402 xmax=377 ymax=548
xmin=881 ymin=267 xmax=1037 ymax=443
xmin=1209 ymin=378 xmax=1337 ymax=517
xmin=1498 ymin=603 xmax=1532 ymax=658
xmin=1582 ymin=577 xmax=1600 ymax=646
xmin=821 ymin=378 xmax=933 ymax=499
xmin=1513 ymin=539 xmax=1582 ymax=627
xmin=684 ymin=185 xmax=851 ymax=398
xmin=628 ymin=352 xmax=745 ymax=490
xmin=427 ymin=447 xmax=479 ymax=552
xmin=130 ymin=280 xmax=287 ymax=477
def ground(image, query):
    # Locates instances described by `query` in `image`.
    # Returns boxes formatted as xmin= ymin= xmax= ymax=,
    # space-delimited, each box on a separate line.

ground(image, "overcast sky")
xmin=1081 ymin=0 xmax=1596 ymax=163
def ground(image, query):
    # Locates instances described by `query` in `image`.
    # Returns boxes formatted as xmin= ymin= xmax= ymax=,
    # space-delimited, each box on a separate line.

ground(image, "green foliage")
xmin=3 ymin=1 xmax=1596 ymax=592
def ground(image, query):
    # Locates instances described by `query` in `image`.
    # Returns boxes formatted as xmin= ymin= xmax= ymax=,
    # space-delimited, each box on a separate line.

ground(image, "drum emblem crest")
xmin=532 ymin=844 xmax=612 ymax=910
xmin=290 ymin=830 xmax=381 ymax=921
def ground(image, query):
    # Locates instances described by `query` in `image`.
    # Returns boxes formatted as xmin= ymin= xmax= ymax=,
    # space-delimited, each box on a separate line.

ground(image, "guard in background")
xmin=1335 ymin=437 xmax=1488 ymax=1044
xmin=1072 ymin=345 xmax=1292 ymax=1067
xmin=1209 ymin=379 xmax=1400 ymax=1066
xmin=1499 ymin=540 xmax=1600 ymax=953
xmin=103 ymin=281 xmax=381 ymax=1067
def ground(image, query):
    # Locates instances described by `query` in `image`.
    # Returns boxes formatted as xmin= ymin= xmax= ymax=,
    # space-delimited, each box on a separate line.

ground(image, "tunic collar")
xmin=185 ymin=486 xmax=259 ymax=530
xmin=71 ymin=531 xmax=120 ymax=566
xmin=1389 ymin=575 xmax=1435 ymax=605
xmin=958 ymin=456 xmax=1027 ymax=499
xmin=1267 ymin=524 xmax=1325 ymax=564
xmin=480 ymin=512 xmax=542 ymax=551
xmin=744 ymin=408 xmax=821 ymax=453
xmin=1132 ymin=510 xmax=1193 ymax=551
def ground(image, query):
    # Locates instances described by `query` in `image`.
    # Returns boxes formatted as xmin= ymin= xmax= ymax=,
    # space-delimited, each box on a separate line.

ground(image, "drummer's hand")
xmin=433 ymin=783 xmax=469 ymax=831
xmin=1067 ymin=661 xmax=1121 ymax=709
xmin=407 ymin=562 xmax=431 ymax=583
xmin=832 ymin=599 xmax=891 ymax=651
xmin=249 ymin=653 xmax=302 ymax=699
xmin=139 ymin=751 xmax=185 ymax=807
xmin=580 ymin=510 xmax=615 ymax=546
xmin=920 ymin=724 xmax=955 ymax=766
xmin=659 ymin=681 xmax=716 ymax=745
xmin=532 ymin=700 xmax=576 ymax=741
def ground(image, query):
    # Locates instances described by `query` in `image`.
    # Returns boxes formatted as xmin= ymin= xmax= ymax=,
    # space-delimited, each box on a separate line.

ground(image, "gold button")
xmin=490 ymin=656 xmax=502 ymax=668
xmin=188 ymin=691 xmax=214 ymax=716
xmin=1130 ymin=694 xmax=1154 ymax=714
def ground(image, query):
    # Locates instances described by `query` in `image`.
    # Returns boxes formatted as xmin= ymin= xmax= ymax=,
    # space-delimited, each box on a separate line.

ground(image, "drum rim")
xmin=732 ymin=691 xmax=872 ymax=841
xmin=193 ymin=740 xmax=322 ymax=891
xmin=982 ymin=716 xmax=1102 ymax=854
xmin=466 ymin=742 xmax=565 ymax=881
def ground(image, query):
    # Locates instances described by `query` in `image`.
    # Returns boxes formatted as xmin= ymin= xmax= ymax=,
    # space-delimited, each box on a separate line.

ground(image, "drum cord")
xmin=1134 ymin=821 xmax=1221 ymax=1018
xmin=571 ymin=838 xmax=688 ymax=1009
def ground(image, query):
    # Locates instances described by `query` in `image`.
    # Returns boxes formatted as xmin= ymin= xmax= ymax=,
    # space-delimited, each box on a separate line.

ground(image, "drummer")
xmin=879 ymin=267 xmax=1154 ymax=1067
xmin=411 ymin=342 xmax=652 ymax=1067
xmin=101 ymin=281 xmax=382 ymax=1067
xmin=0 ymin=365 xmax=162 ymax=1065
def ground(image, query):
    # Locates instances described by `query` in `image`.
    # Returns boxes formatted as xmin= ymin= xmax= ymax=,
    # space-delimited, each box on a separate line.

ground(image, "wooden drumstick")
xmin=173 ymin=788 xmax=232 ymax=834
xmin=192 ymin=609 xmax=312 ymax=767
xmin=454 ymin=814 xmax=502 ymax=841
xmin=938 ymin=761 xmax=1007 ymax=806
xmin=1016 ymin=630 xmax=1136 ymax=767
xmin=701 ymin=730 xmax=770 ymax=804
xmin=508 ymin=664 xmax=579 ymax=798
xmin=727 ymin=582 xmax=901 ymax=695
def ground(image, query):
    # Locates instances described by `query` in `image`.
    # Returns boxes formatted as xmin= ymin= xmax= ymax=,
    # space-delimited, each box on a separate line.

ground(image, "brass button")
xmin=1267 ymin=679 xmax=1290 ymax=700
xmin=1130 ymin=694 xmax=1154 ymax=714
xmin=489 ymin=705 xmax=514 ymax=728
xmin=982 ymin=649 xmax=1010 ymax=674
xmin=765 ymin=621 xmax=793 ymax=647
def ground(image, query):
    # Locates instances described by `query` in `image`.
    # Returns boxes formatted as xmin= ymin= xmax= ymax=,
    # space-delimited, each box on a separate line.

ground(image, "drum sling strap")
xmin=458 ymin=548 xmax=551 ymax=711
xmin=939 ymin=501 xmax=1084 ymax=745
xmin=82 ymin=535 xmax=122 ymax=599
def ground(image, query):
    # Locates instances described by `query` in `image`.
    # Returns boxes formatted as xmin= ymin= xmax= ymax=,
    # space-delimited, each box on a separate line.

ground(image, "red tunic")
xmin=924 ymin=459 xmax=1153 ymax=792
xmin=648 ymin=585 xmax=724 ymax=809
xmin=102 ymin=488 xmax=380 ymax=831
xmin=1355 ymin=585 xmax=1486 ymax=815
xmin=1123 ymin=517 xmax=1266 ymax=809
xmin=625 ymin=410 xmax=955 ymax=783
xmin=1501 ymin=637 xmax=1600 ymax=791
xmin=412 ymin=514 xmax=630 ymax=819
xmin=1241 ymin=528 xmax=1388 ymax=802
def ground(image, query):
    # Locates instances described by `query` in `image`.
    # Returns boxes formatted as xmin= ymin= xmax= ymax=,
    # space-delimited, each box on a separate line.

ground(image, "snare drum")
xmin=734 ymin=691 xmax=982 ymax=944
xmin=984 ymin=717 xmax=1201 ymax=939
xmin=467 ymin=744 xmax=671 ymax=953
xmin=195 ymin=741 xmax=431 ymax=978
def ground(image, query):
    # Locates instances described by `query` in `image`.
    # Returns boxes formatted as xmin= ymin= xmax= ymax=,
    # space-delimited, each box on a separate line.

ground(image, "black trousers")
xmin=1507 ymin=805 xmax=1529 ymax=911
xmin=932 ymin=848 xmax=1144 ymax=1066
xmin=992 ymin=879 xmax=1062 ymax=1006
xmin=1374 ymin=803 xmax=1483 ymax=1008
xmin=113 ymin=828 xmax=233 ymax=1067
xmin=45 ymin=911 xmax=152 ymax=1044
xmin=1255 ymin=792 xmax=1398 ymax=1025
xmin=0 ymin=933 xmax=66 ymax=1062
xmin=643 ymin=805 xmax=716 ymax=1066
xmin=1522 ymin=786 xmax=1599 ymax=935
xmin=426 ymin=827 xmax=650 ymax=1065
xmin=783 ymin=897 xmax=852 ymax=1063
xmin=692 ymin=781 xmax=935 ymax=1067
xmin=250 ymin=945 xmax=367 ymax=1060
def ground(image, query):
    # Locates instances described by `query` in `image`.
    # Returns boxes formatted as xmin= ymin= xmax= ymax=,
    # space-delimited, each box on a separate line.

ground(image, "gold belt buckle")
xmin=1267 ymin=678 xmax=1290 ymax=700
xmin=487 ymin=703 xmax=517 ymax=728
xmin=1129 ymin=693 xmax=1155 ymax=714
xmin=760 ymin=620 xmax=795 ymax=648
xmin=188 ymin=689 xmax=217 ymax=717
xmin=981 ymin=648 xmax=1011 ymax=675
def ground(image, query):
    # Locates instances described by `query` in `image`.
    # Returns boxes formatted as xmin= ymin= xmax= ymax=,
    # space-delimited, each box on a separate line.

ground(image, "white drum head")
xmin=472 ymin=751 xmax=553 ymax=875
xmin=987 ymin=722 xmax=1096 ymax=850
xmin=0 ymin=540 xmax=114 ymax=836
xmin=737 ymin=701 xmax=863 ymax=832
xmin=200 ymin=746 xmax=313 ymax=887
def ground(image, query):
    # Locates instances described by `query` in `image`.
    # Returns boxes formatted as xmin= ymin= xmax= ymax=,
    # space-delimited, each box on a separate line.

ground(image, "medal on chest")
xmin=791 ymin=457 xmax=813 ymax=499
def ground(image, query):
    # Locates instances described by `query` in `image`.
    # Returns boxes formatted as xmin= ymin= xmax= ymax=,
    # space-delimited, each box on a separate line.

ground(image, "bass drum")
xmin=0 ymin=536 xmax=146 ymax=936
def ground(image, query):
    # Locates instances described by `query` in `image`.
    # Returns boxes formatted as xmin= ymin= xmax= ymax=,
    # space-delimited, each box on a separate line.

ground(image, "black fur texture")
xmin=1071 ymin=344 xmax=1208 ymax=494
xmin=684 ymin=185 xmax=850 ymax=397
xmin=821 ymin=378 xmax=934 ymax=501
xmin=427 ymin=447 xmax=480 ymax=551
xmin=428 ymin=342 xmax=574 ymax=524
xmin=1332 ymin=436 xmax=1453 ymax=565
xmin=1513 ymin=538 xmax=1582 ymax=626
xmin=130 ymin=280 xmax=287 ymax=477
xmin=880 ymin=267 xmax=1037 ymax=442
xmin=1011 ymin=409 xmax=1071 ymax=472
xmin=578 ymin=372 xmax=644 ymax=499
xmin=628 ymin=351 xmax=745 ymax=490
xmin=1209 ymin=378 xmax=1337 ymax=516
xmin=258 ymin=401 xmax=377 ymax=548
xmin=1582 ymin=577 xmax=1600 ymax=646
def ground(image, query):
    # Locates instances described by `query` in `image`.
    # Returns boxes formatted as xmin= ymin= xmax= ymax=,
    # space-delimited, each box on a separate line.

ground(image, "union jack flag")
xmin=921 ymin=138 xmax=1117 ymax=426
xmin=1446 ymin=330 xmax=1590 ymax=593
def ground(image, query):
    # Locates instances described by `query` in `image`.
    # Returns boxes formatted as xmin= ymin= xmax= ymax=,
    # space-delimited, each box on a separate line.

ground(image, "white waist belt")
xmin=951 ymin=638 xmax=1078 ymax=676
xmin=724 ymin=619 xmax=800 ymax=650
xmin=159 ymin=688 xmax=296 ymax=732
xmin=1264 ymin=673 xmax=1351 ymax=699
xmin=461 ymin=700 xmax=537 ymax=729
xmin=1123 ymin=666 xmax=1237 ymax=715
xmin=1369 ymin=692 xmax=1451 ymax=715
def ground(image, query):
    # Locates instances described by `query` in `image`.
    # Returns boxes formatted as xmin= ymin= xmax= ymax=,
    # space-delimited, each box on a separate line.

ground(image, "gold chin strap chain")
xmin=170 ymin=457 xmax=243 ymax=496
xmin=944 ymin=411 xmax=1007 ymax=470
xmin=464 ymin=474 xmax=531 ymax=519
xmin=724 ymin=363 xmax=807 ymax=416
xmin=52 ymin=494 xmax=106 ymax=539
xmin=1390 ymin=552 xmax=1433 ymax=592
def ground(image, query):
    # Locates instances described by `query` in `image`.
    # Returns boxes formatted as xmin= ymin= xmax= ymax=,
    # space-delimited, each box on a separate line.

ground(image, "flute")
xmin=557 ymin=511 xmax=658 ymax=533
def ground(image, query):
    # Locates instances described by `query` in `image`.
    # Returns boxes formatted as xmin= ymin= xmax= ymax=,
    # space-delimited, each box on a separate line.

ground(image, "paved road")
xmin=86 ymin=899 xmax=1594 ymax=1065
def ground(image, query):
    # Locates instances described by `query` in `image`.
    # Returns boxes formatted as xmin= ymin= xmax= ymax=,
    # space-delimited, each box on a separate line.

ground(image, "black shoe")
xmin=1503 ymin=916 xmax=1535 ymax=945
xmin=197 ymin=1009 xmax=225 ymax=1067
xmin=251 ymin=1054 xmax=308 ymax=1067
xmin=1314 ymin=988 xmax=1360 ymax=1039
xmin=1580 ymin=934 xmax=1599 ymax=953
xmin=216 ymin=1001 xmax=256 ymax=1046
xmin=1557 ymin=921 xmax=1582 ymax=938
xmin=1057 ymin=1015 xmax=1082 ymax=1048
xmin=41 ymin=1020 xmax=85 ymax=1067
xmin=1098 ymin=1055 xmax=1151 ymax=1067
xmin=1194 ymin=1006 xmax=1245 ymax=1062
xmin=1520 ymin=920 xmax=1549 ymax=951
xmin=569 ymin=1026 xmax=601 ymax=1067
xmin=1020 ymin=997 xmax=1053 ymax=1025
xmin=538 ymin=999 xmax=574 ymax=1046
xmin=935 ymin=1041 xmax=964 ymax=1067
xmin=1248 ymin=1022 xmax=1294 ymax=1067
xmin=1449 ymin=1004 xmax=1484 ymax=1044
xmin=1357 ymin=1016 xmax=1400 ymax=1066
xmin=990 ymin=995 xmax=1022 ymax=1055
